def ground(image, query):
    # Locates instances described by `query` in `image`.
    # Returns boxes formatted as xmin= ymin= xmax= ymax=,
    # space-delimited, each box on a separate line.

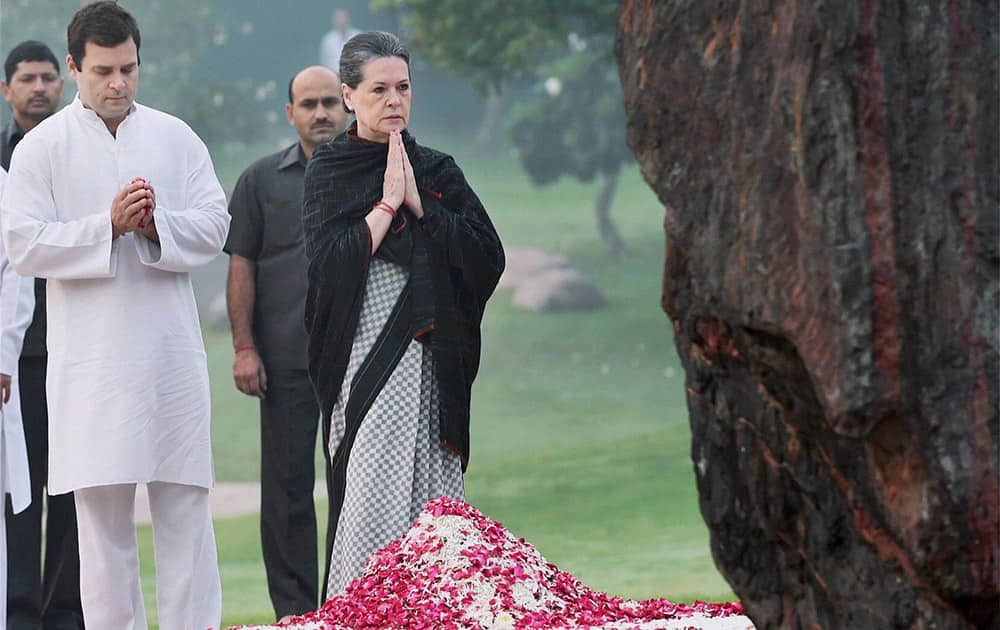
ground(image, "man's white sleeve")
xmin=134 ymin=136 xmax=230 ymax=273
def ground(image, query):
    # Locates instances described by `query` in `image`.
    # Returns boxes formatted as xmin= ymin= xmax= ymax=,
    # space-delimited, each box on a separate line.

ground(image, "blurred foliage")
xmin=0 ymin=0 xmax=263 ymax=145
xmin=372 ymin=0 xmax=616 ymax=94
xmin=507 ymin=43 xmax=631 ymax=186
xmin=374 ymin=0 xmax=631 ymax=252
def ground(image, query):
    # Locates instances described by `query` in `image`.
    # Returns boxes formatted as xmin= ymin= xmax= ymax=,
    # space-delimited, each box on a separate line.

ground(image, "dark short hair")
xmin=67 ymin=1 xmax=142 ymax=70
xmin=339 ymin=31 xmax=410 ymax=112
xmin=4 ymin=40 xmax=60 ymax=83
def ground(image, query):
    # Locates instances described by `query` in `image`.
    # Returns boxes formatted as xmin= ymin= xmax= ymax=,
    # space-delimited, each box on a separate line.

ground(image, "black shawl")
xmin=302 ymin=124 xmax=504 ymax=589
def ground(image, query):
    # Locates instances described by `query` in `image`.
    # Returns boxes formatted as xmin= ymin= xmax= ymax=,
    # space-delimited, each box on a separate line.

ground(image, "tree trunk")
xmin=596 ymin=168 xmax=626 ymax=257
xmin=475 ymin=85 xmax=505 ymax=151
xmin=615 ymin=1 xmax=998 ymax=628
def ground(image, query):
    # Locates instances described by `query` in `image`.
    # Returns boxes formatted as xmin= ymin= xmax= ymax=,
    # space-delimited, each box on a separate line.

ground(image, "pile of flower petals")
xmin=233 ymin=497 xmax=753 ymax=630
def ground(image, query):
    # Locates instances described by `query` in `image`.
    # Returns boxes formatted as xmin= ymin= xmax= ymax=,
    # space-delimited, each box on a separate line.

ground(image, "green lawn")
xmin=137 ymin=145 xmax=735 ymax=627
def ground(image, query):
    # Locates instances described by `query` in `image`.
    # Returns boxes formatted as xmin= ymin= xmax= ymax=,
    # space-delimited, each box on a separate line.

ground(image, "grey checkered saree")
xmin=302 ymin=123 xmax=504 ymax=597
xmin=324 ymin=258 xmax=466 ymax=596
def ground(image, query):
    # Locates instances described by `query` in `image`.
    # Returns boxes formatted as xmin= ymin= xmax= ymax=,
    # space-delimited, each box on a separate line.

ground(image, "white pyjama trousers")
xmin=74 ymin=482 xmax=222 ymax=630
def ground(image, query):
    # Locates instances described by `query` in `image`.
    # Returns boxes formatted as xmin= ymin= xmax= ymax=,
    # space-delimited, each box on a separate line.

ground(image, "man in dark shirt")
xmin=225 ymin=65 xmax=350 ymax=621
xmin=0 ymin=40 xmax=84 ymax=630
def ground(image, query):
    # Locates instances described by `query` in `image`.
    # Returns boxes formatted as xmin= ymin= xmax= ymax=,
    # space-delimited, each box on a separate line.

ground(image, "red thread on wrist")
xmin=375 ymin=201 xmax=397 ymax=218
xmin=234 ymin=344 xmax=256 ymax=354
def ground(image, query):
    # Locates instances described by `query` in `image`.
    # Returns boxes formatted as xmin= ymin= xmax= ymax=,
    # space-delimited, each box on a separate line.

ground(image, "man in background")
xmin=0 ymin=40 xmax=83 ymax=630
xmin=225 ymin=65 xmax=349 ymax=622
xmin=319 ymin=8 xmax=361 ymax=71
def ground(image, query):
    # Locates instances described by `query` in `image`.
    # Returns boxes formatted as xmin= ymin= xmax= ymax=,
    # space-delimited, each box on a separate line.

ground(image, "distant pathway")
xmin=133 ymin=481 xmax=325 ymax=524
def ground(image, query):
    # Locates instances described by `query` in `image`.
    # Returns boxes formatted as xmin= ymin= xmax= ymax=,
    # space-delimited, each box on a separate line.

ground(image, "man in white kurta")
xmin=319 ymin=9 xmax=361 ymax=71
xmin=0 ymin=4 xmax=228 ymax=628
xmin=0 ymin=167 xmax=35 ymax=630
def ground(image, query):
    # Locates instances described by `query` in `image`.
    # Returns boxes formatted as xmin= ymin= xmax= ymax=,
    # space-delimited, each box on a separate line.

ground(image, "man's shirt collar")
xmin=278 ymin=142 xmax=308 ymax=171
xmin=3 ymin=118 xmax=24 ymax=148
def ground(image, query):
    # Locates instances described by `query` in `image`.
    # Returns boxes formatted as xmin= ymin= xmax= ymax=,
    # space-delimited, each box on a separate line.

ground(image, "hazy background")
xmin=2 ymin=0 xmax=490 ymax=155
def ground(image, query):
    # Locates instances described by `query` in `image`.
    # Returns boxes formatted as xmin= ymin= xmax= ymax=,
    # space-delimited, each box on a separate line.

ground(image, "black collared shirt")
xmin=224 ymin=143 xmax=311 ymax=370
xmin=1 ymin=120 xmax=46 ymax=358
xmin=1 ymin=120 xmax=24 ymax=170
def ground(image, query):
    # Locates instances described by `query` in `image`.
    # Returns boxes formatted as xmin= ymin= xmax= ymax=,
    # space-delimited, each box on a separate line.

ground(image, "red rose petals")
xmin=232 ymin=498 xmax=753 ymax=630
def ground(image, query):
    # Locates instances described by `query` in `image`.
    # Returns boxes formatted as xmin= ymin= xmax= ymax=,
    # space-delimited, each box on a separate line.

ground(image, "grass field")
xmin=135 ymin=141 xmax=734 ymax=626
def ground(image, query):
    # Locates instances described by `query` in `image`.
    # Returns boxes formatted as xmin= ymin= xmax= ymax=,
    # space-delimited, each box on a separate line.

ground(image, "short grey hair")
xmin=339 ymin=31 xmax=410 ymax=112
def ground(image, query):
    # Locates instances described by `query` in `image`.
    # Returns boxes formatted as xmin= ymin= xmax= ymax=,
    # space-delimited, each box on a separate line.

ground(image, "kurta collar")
xmin=69 ymin=92 xmax=138 ymax=131
xmin=278 ymin=142 xmax=308 ymax=170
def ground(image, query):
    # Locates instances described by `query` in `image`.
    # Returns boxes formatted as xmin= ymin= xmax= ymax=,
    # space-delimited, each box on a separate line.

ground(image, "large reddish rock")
xmin=615 ymin=1 xmax=998 ymax=628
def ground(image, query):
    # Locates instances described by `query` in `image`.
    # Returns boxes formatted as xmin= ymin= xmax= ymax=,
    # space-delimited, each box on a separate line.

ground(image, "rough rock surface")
xmin=513 ymin=268 xmax=607 ymax=313
xmin=616 ymin=1 xmax=998 ymax=628
xmin=497 ymin=247 xmax=570 ymax=291
xmin=502 ymin=247 xmax=607 ymax=313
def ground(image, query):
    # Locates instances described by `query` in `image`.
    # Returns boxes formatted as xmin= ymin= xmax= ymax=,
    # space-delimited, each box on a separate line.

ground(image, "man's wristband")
xmin=235 ymin=344 xmax=256 ymax=354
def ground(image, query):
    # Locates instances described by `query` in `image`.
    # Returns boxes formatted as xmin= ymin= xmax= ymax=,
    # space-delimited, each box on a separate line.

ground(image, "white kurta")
xmin=0 ymin=166 xmax=35 ymax=630
xmin=0 ymin=96 xmax=230 ymax=495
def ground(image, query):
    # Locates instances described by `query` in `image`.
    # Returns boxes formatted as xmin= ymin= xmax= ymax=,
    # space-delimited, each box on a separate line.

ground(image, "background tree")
xmin=374 ymin=0 xmax=631 ymax=255
xmin=0 ymin=0 xmax=262 ymax=146
xmin=617 ymin=0 xmax=998 ymax=627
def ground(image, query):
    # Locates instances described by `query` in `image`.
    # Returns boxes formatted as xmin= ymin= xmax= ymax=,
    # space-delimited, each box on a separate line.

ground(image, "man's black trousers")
xmin=259 ymin=368 xmax=323 ymax=618
xmin=5 ymin=356 xmax=84 ymax=629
